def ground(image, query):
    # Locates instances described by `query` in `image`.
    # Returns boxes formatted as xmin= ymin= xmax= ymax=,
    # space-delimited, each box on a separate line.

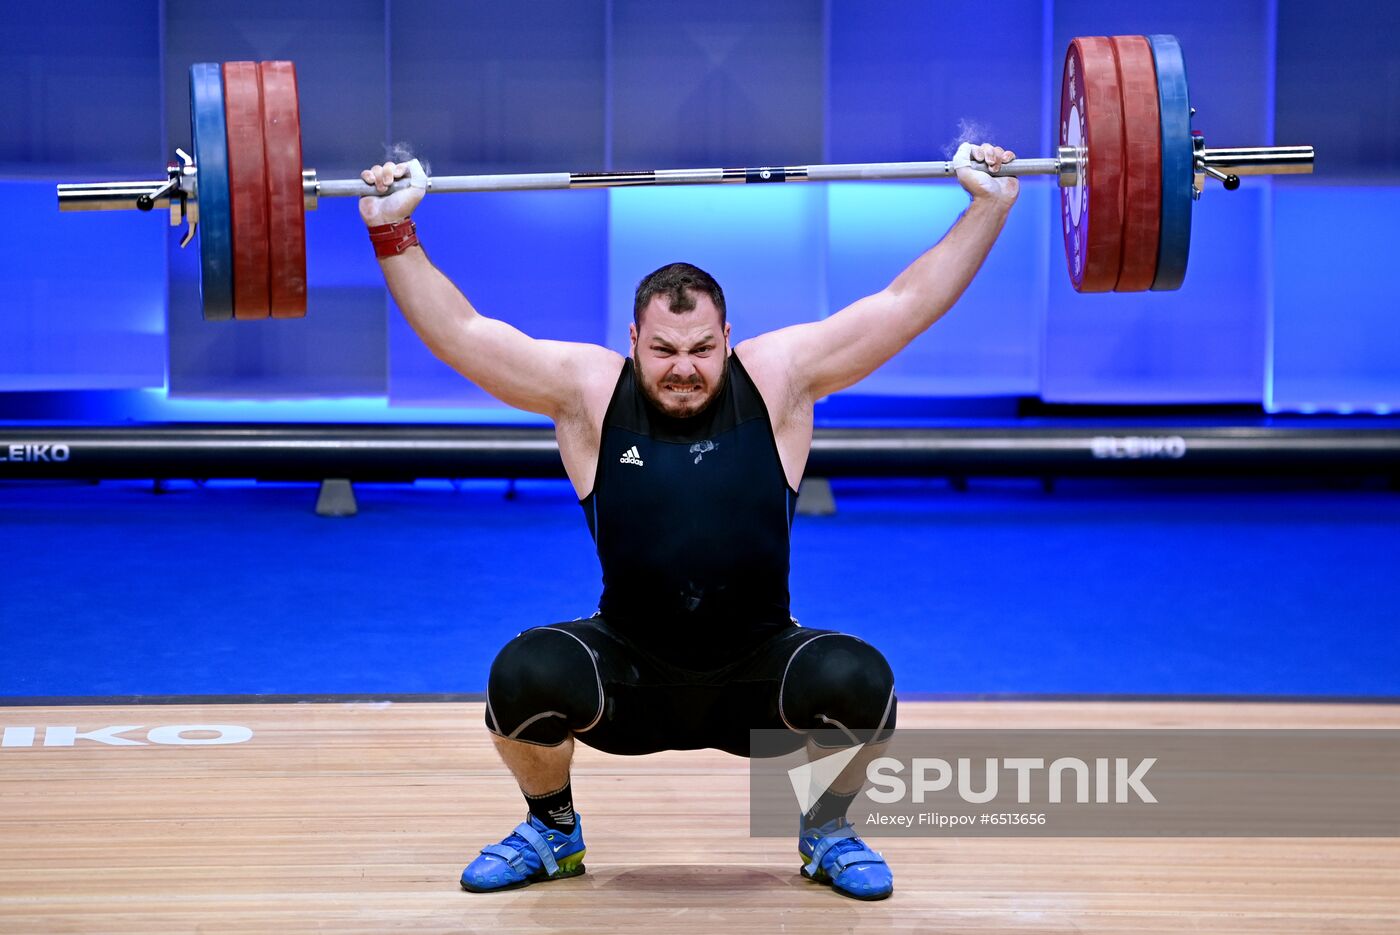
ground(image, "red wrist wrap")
xmin=368 ymin=218 xmax=420 ymax=258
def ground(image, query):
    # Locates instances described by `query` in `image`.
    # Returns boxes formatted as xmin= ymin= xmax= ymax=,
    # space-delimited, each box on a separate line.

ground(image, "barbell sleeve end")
xmin=1199 ymin=145 xmax=1315 ymax=177
xmin=58 ymin=180 xmax=173 ymax=212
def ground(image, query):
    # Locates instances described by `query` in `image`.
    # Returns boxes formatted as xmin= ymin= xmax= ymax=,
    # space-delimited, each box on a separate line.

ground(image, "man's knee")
xmin=780 ymin=634 xmax=896 ymax=745
xmin=485 ymin=627 xmax=602 ymax=745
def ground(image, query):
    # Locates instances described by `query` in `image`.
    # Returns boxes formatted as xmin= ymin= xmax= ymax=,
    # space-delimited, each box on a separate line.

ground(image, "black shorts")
xmin=516 ymin=616 xmax=846 ymax=757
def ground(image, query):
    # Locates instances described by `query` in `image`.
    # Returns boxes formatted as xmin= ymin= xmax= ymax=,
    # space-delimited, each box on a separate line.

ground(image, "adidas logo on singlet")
xmin=619 ymin=446 xmax=644 ymax=466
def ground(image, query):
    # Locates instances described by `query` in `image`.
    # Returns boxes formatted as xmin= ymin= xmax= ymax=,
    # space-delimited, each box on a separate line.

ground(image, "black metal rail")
xmin=2 ymin=425 xmax=1399 ymax=481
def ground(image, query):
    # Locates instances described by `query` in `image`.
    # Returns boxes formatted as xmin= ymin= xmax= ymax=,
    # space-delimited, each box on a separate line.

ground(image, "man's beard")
xmin=639 ymin=360 xmax=728 ymax=419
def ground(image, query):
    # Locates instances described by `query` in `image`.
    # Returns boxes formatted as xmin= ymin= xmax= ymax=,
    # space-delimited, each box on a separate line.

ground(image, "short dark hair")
xmin=633 ymin=262 xmax=726 ymax=327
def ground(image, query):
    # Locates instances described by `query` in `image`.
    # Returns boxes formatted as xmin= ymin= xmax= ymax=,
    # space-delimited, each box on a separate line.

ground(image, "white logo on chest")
xmin=690 ymin=440 xmax=718 ymax=464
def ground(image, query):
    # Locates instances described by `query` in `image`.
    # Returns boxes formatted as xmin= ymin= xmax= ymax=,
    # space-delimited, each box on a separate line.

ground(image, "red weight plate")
xmin=1110 ymin=36 xmax=1162 ymax=292
xmin=221 ymin=62 xmax=270 ymax=319
xmin=1060 ymin=37 xmax=1125 ymax=293
xmin=259 ymin=61 xmax=308 ymax=319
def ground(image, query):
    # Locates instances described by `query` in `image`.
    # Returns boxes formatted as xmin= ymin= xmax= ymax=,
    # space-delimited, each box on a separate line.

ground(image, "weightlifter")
xmin=360 ymin=141 xmax=1017 ymax=901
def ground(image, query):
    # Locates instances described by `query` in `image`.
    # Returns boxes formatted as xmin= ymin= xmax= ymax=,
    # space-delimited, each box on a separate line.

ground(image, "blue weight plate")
xmin=1147 ymin=35 xmax=1192 ymax=291
xmin=190 ymin=63 xmax=234 ymax=320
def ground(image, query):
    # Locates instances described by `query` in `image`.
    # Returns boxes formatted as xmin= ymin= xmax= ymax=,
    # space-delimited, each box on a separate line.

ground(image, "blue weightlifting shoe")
xmin=798 ymin=818 xmax=893 ymax=900
xmin=460 ymin=814 xmax=587 ymax=893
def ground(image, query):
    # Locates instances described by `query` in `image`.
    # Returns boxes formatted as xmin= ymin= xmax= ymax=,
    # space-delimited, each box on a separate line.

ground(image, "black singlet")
xmin=580 ymin=353 xmax=799 ymax=668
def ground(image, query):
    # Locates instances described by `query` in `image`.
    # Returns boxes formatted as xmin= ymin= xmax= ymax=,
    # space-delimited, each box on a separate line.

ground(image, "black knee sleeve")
xmin=485 ymin=627 xmax=603 ymax=746
xmin=779 ymin=635 xmax=896 ymax=747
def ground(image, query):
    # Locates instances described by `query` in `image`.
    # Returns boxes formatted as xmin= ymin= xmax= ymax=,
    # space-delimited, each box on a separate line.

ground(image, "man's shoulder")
xmin=733 ymin=333 xmax=784 ymax=377
xmin=570 ymin=342 xmax=627 ymax=372
xmin=551 ymin=346 xmax=626 ymax=497
xmin=548 ymin=343 xmax=624 ymax=426
xmin=734 ymin=334 xmax=806 ymax=421
xmin=733 ymin=335 xmax=814 ymax=487
xmin=581 ymin=344 xmax=627 ymax=397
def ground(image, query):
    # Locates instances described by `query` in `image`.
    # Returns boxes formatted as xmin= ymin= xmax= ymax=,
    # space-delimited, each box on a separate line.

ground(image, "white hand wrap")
xmin=952 ymin=142 xmax=979 ymax=171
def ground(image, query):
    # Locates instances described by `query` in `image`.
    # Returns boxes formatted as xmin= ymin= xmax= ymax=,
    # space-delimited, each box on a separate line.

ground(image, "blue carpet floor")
xmin=1 ymin=477 xmax=1397 ymax=698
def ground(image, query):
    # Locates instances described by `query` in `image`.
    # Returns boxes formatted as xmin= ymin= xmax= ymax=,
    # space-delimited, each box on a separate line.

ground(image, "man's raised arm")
xmin=743 ymin=142 xmax=1018 ymax=404
xmin=360 ymin=160 xmax=619 ymax=419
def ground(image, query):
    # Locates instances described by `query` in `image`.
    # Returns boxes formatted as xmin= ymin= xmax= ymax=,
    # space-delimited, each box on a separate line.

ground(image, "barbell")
xmin=57 ymin=34 xmax=1313 ymax=321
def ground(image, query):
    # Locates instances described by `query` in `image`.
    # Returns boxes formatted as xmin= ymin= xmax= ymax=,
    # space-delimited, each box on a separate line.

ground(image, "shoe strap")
xmin=479 ymin=843 xmax=528 ymax=872
xmin=803 ymin=825 xmax=859 ymax=879
xmin=829 ymin=848 xmax=884 ymax=872
xmin=512 ymin=820 xmax=560 ymax=876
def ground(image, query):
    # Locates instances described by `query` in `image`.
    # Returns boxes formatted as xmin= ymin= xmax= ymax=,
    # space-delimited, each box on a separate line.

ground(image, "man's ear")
xmin=629 ymin=322 xmax=638 ymax=354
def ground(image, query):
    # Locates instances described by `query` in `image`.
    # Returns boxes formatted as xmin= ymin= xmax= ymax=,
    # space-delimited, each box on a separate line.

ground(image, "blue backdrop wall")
xmin=2 ymin=0 xmax=1396 ymax=419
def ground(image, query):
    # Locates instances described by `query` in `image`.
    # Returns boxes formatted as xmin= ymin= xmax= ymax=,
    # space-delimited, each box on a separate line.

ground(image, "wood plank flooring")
xmin=2 ymin=701 xmax=1397 ymax=934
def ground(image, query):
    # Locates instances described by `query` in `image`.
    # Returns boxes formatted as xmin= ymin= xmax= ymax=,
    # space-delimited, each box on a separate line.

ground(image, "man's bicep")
xmin=769 ymin=290 xmax=912 ymax=400
xmin=436 ymin=315 xmax=618 ymax=417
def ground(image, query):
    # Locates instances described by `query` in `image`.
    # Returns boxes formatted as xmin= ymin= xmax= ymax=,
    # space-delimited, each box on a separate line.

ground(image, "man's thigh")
xmin=544 ymin=617 xmax=841 ymax=758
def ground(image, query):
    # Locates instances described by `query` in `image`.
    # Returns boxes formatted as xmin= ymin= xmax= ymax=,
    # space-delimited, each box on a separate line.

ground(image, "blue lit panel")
xmin=1271 ymin=186 xmax=1400 ymax=413
xmin=1042 ymin=185 xmax=1269 ymax=404
xmin=828 ymin=0 xmax=1045 ymax=164
xmin=826 ymin=181 xmax=1046 ymax=397
xmin=389 ymin=190 xmax=610 ymax=409
xmin=0 ymin=0 xmax=161 ymax=176
xmin=0 ymin=181 xmax=165 ymax=391
xmin=125 ymin=390 xmax=549 ymax=425
xmin=1277 ymin=1 xmax=1400 ymax=182
xmin=607 ymin=185 xmax=826 ymax=353
xmin=391 ymin=0 xmax=605 ymax=174
xmin=611 ymin=0 xmax=824 ymax=170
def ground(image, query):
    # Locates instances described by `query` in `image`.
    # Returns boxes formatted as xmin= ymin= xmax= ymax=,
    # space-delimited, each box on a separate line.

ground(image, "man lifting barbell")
xmin=50 ymin=31 xmax=1315 ymax=897
xmin=360 ymin=142 xmax=1017 ymax=901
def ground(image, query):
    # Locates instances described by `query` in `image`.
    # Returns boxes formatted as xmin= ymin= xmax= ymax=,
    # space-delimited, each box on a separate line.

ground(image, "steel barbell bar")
xmin=56 ymin=147 xmax=1316 ymax=213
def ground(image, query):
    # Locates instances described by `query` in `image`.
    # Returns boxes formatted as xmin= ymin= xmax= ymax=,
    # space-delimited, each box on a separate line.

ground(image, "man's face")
xmin=629 ymin=293 xmax=732 ymax=419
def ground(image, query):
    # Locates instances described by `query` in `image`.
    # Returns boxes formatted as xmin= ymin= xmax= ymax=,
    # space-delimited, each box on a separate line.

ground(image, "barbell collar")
xmin=1057 ymin=146 xmax=1080 ymax=188
xmin=303 ymin=169 xmax=318 ymax=211
xmin=135 ymin=176 xmax=181 ymax=212
xmin=57 ymin=180 xmax=175 ymax=212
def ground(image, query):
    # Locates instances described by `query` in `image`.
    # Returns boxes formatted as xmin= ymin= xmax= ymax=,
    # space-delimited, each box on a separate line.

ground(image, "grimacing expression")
xmin=629 ymin=293 xmax=732 ymax=418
